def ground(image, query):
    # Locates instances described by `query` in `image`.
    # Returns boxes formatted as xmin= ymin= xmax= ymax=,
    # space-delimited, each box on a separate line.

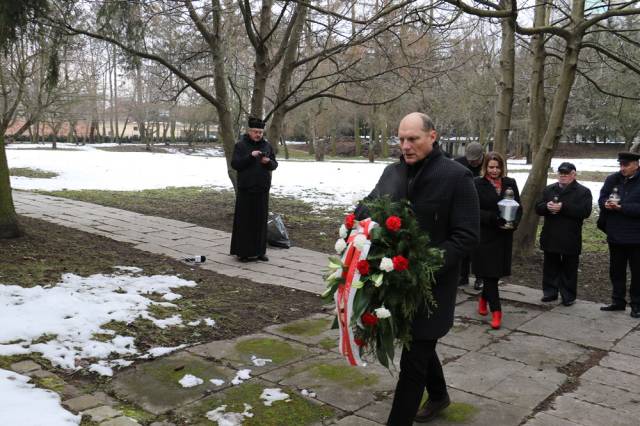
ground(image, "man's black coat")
xmin=357 ymin=147 xmax=480 ymax=340
xmin=598 ymin=170 xmax=640 ymax=245
xmin=472 ymin=176 xmax=521 ymax=278
xmin=535 ymin=181 xmax=592 ymax=255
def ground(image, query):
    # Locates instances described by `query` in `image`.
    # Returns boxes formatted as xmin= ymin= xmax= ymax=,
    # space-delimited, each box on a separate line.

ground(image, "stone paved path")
xmin=11 ymin=191 xmax=640 ymax=425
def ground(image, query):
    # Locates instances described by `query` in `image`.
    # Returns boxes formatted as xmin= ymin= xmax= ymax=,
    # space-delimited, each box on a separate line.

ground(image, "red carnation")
xmin=357 ymin=259 xmax=370 ymax=276
xmin=345 ymin=213 xmax=356 ymax=229
xmin=385 ymin=216 xmax=402 ymax=232
xmin=361 ymin=312 xmax=378 ymax=327
xmin=392 ymin=255 xmax=409 ymax=271
xmin=354 ymin=338 xmax=365 ymax=347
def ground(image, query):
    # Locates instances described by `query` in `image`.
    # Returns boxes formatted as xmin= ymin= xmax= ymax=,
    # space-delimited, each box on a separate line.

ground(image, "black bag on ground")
xmin=267 ymin=213 xmax=291 ymax=248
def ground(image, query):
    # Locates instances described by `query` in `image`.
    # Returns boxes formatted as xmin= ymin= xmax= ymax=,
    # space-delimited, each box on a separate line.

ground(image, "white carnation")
xmin=334 ymin=238 xmax=347 ymax=254
xmin=375 ymin=307 xmax=391 ymax=319
xmin=379 ymin=257 xmax=394 ymax=272
xmin=353 ymin=234 xmax=368 ymax=250
xmin=339 ymin=224 xmax=348 ymax=239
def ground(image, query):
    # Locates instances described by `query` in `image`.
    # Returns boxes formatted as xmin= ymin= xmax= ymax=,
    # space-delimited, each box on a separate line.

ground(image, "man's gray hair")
xmin=419 ymin=113 xmax=435 ymax=132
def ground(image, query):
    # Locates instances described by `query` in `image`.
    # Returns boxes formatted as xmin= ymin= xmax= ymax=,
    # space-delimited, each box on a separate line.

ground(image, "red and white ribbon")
xmin=335 ymin=218 xmax=378 ymax=366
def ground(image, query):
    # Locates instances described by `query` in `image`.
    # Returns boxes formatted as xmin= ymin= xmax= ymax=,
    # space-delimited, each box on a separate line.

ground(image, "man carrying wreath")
xmin=357 ymin=112 xmax=480 ymax=425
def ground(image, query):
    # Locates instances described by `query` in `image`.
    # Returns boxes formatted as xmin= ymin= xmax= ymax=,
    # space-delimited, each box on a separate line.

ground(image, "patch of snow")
xmin=179 ymin=374 xmax=204 ymax=388
xmin=0 ymin=272 xmax=196 ymax=372
xmin=204 ymin=317 xmax=216 ymax=326
xmin=0 ymin=368 xmax=80 ymax=425
xmin=139 ymin=344 xmax=188 ymax=359
xmin=151 ymin=314 xmax=183 ymax=329
xmin=113 ymin=266 xmax=143 ymax=273
xmin=250 ymin=355 xmax=272 ymax=367
xmin=210 ymin=378 xmax=225 ymax=386
xmin=260 ymin=388 xmax=291 ymax=406
xmin=231 ymin=369 xmax=252 ymax=385
xmin=205 ymin=404 xmax=253 ymax=425
xmin=301 ymin=389 xmax=317 ymax=398
xmin=187 ymin=320 xmax=201 ymax=326
xmin=162 ymin=292 xmax=182 ymax=301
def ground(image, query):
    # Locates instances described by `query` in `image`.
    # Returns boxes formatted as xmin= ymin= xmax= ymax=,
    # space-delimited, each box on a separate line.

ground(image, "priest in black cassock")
xmin=230 ymin=117 xmax=278 ymax=262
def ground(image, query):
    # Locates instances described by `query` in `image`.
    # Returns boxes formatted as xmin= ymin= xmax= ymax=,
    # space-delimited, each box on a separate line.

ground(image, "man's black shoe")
xmin=631 ymin=309 xmax=640 ymax=319
xmin=562 ymin=299 xmax=575 ymax=306
xmin=239 ymin=257 xmax=251 ymax=263
xmin=257 ymin=255 xmax=269 ymax=262
xmin=473 ymin=279 xmax=483 ymax=290
xmin=600 ymin=304 xmax=626 ymax=311
xmin=458 ymin=280 xmax=469 ymax=287
xmin=415 ymin=395 xmax=451 ymax=423
xmin=540 ymin=295 xmax=558 ymax=303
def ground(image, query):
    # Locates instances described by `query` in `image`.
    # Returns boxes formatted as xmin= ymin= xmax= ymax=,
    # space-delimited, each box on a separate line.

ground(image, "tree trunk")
xmin=0 ymin=135 xmax=20 ymax=238
xmin=527 ymin=0 xmax=548 ymax=164
xmin=492 ymin=0 xmax=516 ymax=156
xmin=113 ymin=45 xmax=120 ymax=144
xmin=249 ymin=0 xmax=273 ymax=119
xmin=514 ymin=7 xmax=584 ymax=257
xmin=354 ymin=115 xmax=361 ymax=157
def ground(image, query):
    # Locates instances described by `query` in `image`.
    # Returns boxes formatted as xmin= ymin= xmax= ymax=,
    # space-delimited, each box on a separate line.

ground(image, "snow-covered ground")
xmin=0 ymin=270 xmax=199 ymax=375
xmin=0 ymin=369 xmax=80 ymax=425
xmin=6 ymin=143 xmax=618 ymax=208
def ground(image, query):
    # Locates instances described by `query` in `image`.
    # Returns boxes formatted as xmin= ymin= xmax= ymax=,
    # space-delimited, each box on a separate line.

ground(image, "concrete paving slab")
xmin=517 ymin=310 xmax=636 ymax=350
xmin=599 ymin=350 xmax=640 ymax=375
xmin=569 ymin=379 xmax=640 ymax=416
xmin=261 ymin=353 xmax=397 ymax=413
xmin=82 ymin=406 xmax=121 ymax=422
xmin=580 ymin=365 xmax=640 ymax=393
xmin=499 ymin=283 xmax=546 ymax=306
xmin=9 ymin=360 xmax=41 ymax=373
xmin=437 ymin=343 xmax=468 ymax=364
xmin=99 ymin=417 xmax=140 ymax=426
xmin=611 ymin=329 xmax=640 ymax=358
xmin=455 ymin=300 xmax=543 ymax=330
xmin=356 ymin=388 xmax=531 ymax=426
xmin=109 ymin=352 xmax=236 ymax=415
xmin=537 ymin=395 xmax=639 ymax=426
xmin=334 ymin=415 xmax=383 ymax=425
xmin=187 ymin=333 xmax=321 ymax=375
xmin=264 ymin=313 xmax=337 ymax=347
xmin=523 ymin=412 xmax=583 ymax=426
xmin=478 ymin=332 xmax=589 ymax=370
xmin=63 ymin=394 xmax=103 ymax=412
xmin=440 ymin=321 xmax=509 ymax=351
xmin=445 ymin=352 xmax=566 ymax=409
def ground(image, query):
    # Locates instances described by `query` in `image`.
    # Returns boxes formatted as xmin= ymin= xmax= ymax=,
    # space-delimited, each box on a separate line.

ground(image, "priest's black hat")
xmin=248 ymin=117 xmax=266 ymax=129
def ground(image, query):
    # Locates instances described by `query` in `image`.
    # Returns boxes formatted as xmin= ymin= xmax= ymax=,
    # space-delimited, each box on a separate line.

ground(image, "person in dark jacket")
xmin=598 ymin=148 xmax=640 ymax=317
xmin=472 ymin=151 xmax=521 ymax=330
xmin=357 ymin=112 xmax=480 ymax=425
xmin=535 ymin=162 xmax=592 ymax=306
xmin=455 ymin=142 xmax=485 ymax=290
xmin=230 ymin=117 xmax=278 ymax=262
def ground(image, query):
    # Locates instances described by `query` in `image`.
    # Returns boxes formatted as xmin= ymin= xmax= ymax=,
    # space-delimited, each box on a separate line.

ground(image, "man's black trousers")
xmin=542 ymin=252 xmax=580 ymax=303
xmin=387 ymin=339 xmax=447 ymax=426
xmin=609 ymin=244 xmax=640 ymax=309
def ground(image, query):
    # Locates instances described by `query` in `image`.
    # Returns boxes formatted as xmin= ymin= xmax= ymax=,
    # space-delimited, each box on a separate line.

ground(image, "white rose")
xmin=334 ymin=238 xmax=347 ymax=254
xmin=379 ymin=257 xmax=394 ymax=272
xmin=375 ymin=307 xmax=391 ymax=319
xmin=339 ymin=224 xmax=348 ymax=239
xmin=353 ymin=234 xmax=367 ymax=250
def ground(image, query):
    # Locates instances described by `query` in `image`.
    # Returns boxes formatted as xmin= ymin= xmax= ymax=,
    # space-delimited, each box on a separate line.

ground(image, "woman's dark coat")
xmin=229 ymin=134 xmax=278 ymax=258
xmin=472 ymin=176 xmax=521 ymax=279
xmin=535 ymin=181 xmax=592 ymax=254
xmin=357 ymin=147 xmax=480 ymax=340
xmin=598 ymin=170 xmax=640 ymax=245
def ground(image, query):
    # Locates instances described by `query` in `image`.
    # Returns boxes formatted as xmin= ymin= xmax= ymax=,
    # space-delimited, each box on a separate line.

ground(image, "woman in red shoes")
xmin=472 ymin=151 xmax=521 ymax=329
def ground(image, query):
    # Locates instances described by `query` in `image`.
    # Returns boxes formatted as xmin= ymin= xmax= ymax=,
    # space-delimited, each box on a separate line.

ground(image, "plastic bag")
xmin=267 ymin=213 xmax=291 ymax=248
